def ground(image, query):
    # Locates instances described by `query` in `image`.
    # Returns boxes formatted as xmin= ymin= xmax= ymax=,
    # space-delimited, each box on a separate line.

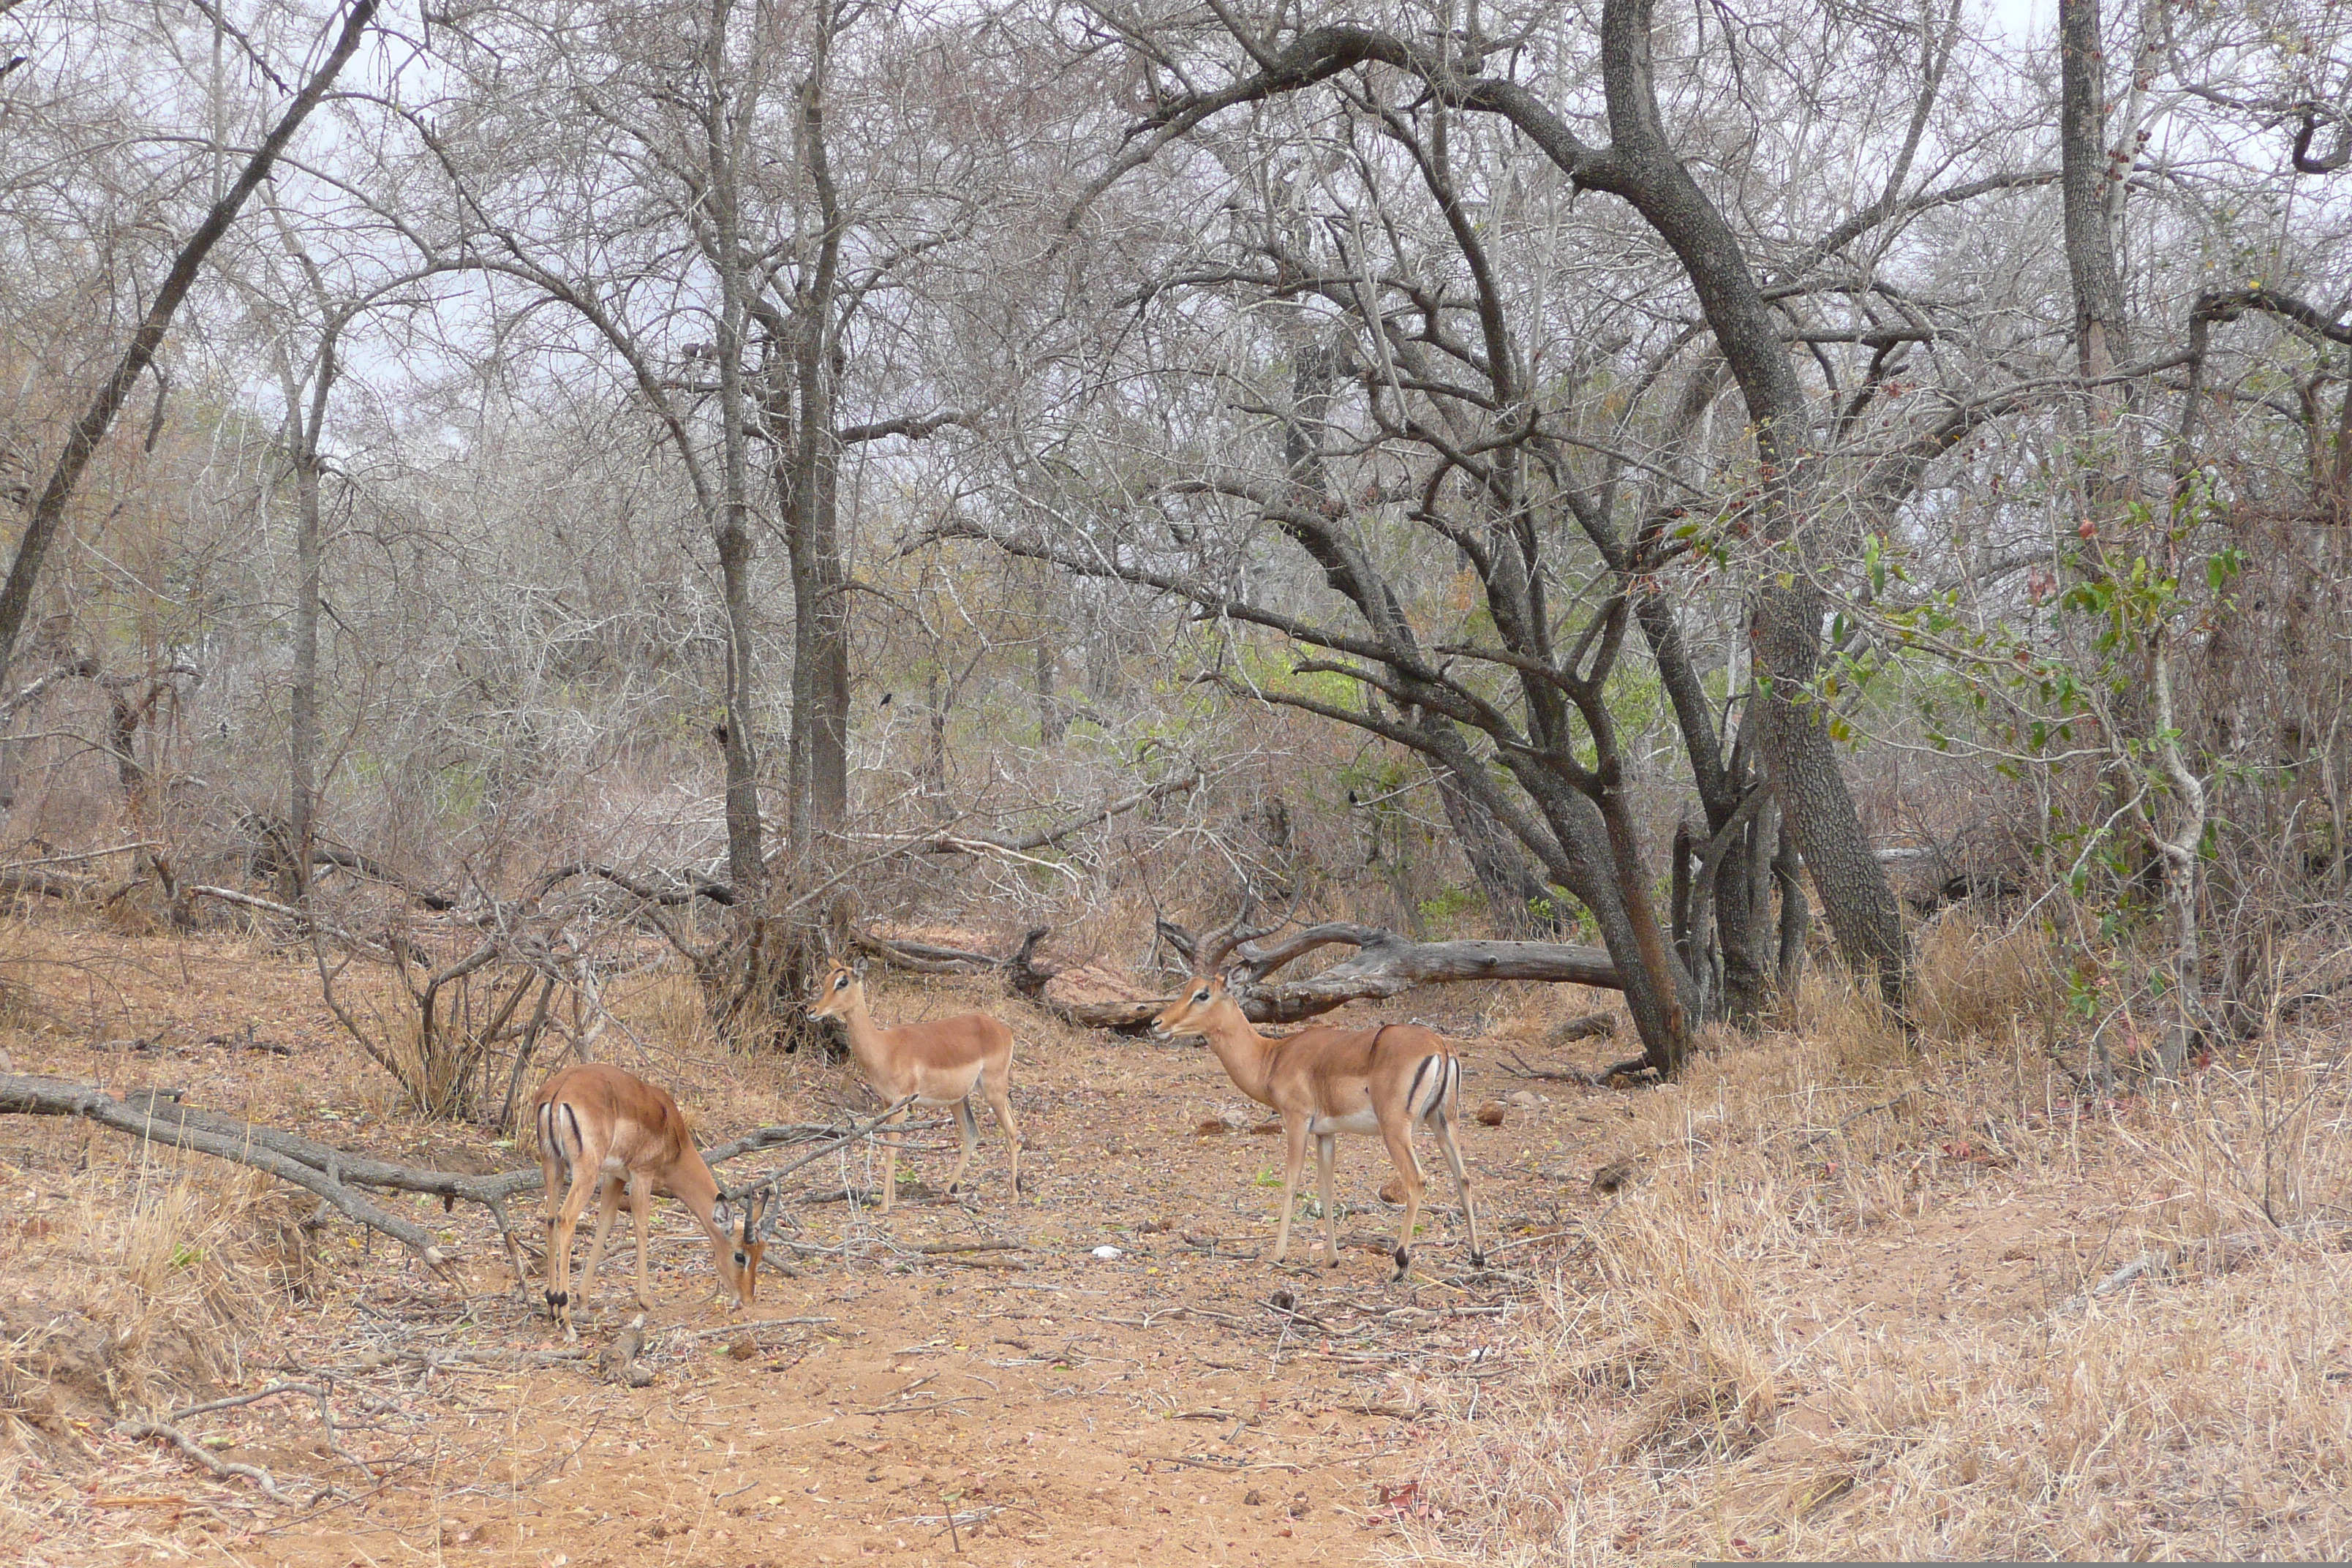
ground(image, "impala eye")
xmin=835 ymin=973 xmax=848 ymax=989
xmin=1194 ymin=989 xmax=1209 ymax=1003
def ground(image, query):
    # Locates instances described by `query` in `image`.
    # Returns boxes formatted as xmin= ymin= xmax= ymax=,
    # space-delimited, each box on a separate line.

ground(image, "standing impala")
xmin=1154 ymin=916 xmax=1483 ymax=1281
xmin=806 ymin=960 xmax=1022 ymax=1212
xmin=531 ymin=1063 xmax=764 ymax=1340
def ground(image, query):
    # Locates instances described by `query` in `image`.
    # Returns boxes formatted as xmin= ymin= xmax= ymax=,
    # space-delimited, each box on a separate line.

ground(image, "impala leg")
xmin=1272 ymin=1116 xmax=1309 ymax=1265
xmin=544 ymin=1168 xmax=600 ymax=1341
xmin=982 ymin=1068 xmax=1022 ymax=1196
xmin=575 ymin=1175 xmax=627 ymax=1313
xmin=536 ymin=1151 xmax=565 ymax=1307
xmin=1432 ymin=1090 xmax=1485 ymax=1267
xmin=877 ymin=1104 xmax=907 ymax=1215
xmin=1379 ymin=1120 xmax=1430 ymax=1284
xmin=1316 ymin=1133 xmax=1339 ymax=1268
xmin=946 ymin=1096 xmax=980 ymax=1196
xmin=625 ymin=1171 xmax=657 ymax=1310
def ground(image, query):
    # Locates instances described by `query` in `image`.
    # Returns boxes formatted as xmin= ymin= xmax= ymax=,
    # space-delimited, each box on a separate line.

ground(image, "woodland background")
xmin=5 ymin=3 xmax=2352 ymax=1561
xmin=1 ymin=0 xmax=2350 ymax=1096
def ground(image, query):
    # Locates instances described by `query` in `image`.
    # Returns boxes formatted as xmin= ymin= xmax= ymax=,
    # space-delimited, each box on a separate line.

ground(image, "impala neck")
xmin=831 ymin=989 xmax=892 ymax=1069
xmin=668 ymin=1154 xmax=724 ymax=1240
xmin=1199 ymin=995 xmax=1280 ymax=1107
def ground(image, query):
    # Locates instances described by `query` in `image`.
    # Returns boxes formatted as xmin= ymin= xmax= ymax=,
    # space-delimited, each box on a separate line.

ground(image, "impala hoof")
xmin=1390 ymin=1245 xmax=1411 ymax=1281
xmin=1469 ymin=1250 xmax=1488 ymax=1269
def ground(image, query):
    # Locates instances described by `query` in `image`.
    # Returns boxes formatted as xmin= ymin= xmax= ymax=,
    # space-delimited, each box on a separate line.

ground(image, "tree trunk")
xmin=770 ymin=61 xmax=853 ymax=849
xmin=716 ymin=510 xmax=765 ymax=893
xmin=1517 ymin=777 xmax=1696 ymax=1076
xmin=2059 ymin=0 xmax=2132 ymax=379
xmin=1034 ymin=636 xmax=1064 ymax=745
xmin=1754 ymin=589 xmax=1906 ymax=1006
xmin=924 ymin=665 xmax=950 ymax=820
xmin=1589 ymin=0 xmax=1908 ymax=1008
xmin=287 ymin=443 xmax=321 ymax=900
xmin=705 ymin=0 xmax=766 ymax=897
xmin=106 ymin=685 xmax=151 ymax=807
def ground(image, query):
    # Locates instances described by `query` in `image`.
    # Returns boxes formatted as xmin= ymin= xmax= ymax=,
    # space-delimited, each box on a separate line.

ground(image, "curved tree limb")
xmin=1070 ymin=919 xmax=1624 ymax=1032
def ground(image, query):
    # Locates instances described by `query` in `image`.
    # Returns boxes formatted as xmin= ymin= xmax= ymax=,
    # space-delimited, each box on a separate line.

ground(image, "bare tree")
xmin=1063 ymin=0 xmax=1918 ymax=1006
xmin=0 ymin=0 xmax=380 ymax=701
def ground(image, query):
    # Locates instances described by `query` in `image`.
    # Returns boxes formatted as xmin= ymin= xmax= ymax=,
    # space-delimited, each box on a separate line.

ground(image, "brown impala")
xmin=1154 ymin=912 xmax=1483 ymax=1281
xmin=807 ymin=960 xmax=1022 ymax=1212
xmin=530 ymin=1063 xmax=764 ymax=1340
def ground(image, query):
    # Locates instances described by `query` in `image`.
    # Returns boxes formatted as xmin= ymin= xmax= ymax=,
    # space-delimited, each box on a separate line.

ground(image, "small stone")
xmin=1475 ymin=1100 xmax=1509 ymax=1127
xmin=1243 ymin=1488 xmax=1265 ymax=1507
xmin=1091 ymin=1245 xmax=1123 ymax=1261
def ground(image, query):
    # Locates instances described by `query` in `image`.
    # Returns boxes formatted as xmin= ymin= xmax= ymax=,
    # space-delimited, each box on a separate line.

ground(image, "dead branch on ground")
xmin=1 ymin=1072 xmax=484 ymax=1277
xmin=116 ymin=1419 xmax=305 ymax=1504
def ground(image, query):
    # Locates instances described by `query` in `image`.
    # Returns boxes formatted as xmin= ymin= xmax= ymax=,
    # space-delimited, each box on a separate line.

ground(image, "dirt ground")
xmin=0 ymin=919 xmax=1599 ymax=1567
xmin=8 ymin=915 xmax=2351 ymax=1565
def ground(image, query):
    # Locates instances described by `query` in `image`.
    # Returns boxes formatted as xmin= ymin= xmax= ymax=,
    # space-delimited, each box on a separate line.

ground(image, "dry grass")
xmin=1911 ymin=908 xmax=2066 ymax=1041
xmin=1 ymin=1145 xmax=316 ymax=1454
xmin=1405 ymin=956 xmax=2352 ymax=1564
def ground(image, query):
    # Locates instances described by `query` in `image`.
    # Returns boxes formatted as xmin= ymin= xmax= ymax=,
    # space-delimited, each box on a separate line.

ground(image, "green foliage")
xmin=1417 ymin=885 xmax=1484 ymax=924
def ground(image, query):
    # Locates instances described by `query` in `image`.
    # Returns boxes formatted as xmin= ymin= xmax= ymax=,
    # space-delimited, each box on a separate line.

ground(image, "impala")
xmin=531 ymin=1063 xmax=764 ymax=1340
xmin=806 ymin=960 xmax=1022 ymax=1212
xmin=1153 ymin=919 xmax=1483 ymax=1281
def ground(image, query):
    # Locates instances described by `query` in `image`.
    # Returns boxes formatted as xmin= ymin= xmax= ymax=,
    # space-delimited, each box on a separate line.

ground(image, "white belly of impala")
xmin=1311 ymin=1107 xmax=1382 ymax=1137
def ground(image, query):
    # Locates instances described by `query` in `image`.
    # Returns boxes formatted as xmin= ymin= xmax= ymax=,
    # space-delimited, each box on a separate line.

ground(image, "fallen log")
xmin=0 ymin=865 xmax=89 ymax=900
xmin=534 ymin=860 xmax=739 ymax=908
xmin=851 ymin=929 xmax=998 ymax=975
xmin=849 ymin=924 xmax=1162 ymax=1030
xmin=1018 ymin=920 xmax=1627 ymax=1033
xmin=1041 ymin=997 xmax=1169 ymax=1034
xmin=1230 ymin=925 xmax=1620 ymax=1023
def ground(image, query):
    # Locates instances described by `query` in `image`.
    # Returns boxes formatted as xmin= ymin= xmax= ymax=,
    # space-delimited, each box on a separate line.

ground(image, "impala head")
xmin=1154 ymin=897 xmax=1266 ymax=1041
xmin=712 ymin=1190 xmax=767 ymax=1305
xmin=807 ymin=960 xmax=864 ymax=1021
xmin=1153 ymin=971 xmax=1237 ymax=1042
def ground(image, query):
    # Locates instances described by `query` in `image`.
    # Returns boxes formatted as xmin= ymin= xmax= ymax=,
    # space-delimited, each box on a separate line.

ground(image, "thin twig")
xmin=116 ymin=1420 xmax=304 ymax=1504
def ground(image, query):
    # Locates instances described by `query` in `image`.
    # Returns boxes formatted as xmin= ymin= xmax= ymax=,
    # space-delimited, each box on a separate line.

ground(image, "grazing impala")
xmin=531 ymin=1063 xmax=764 ymax=1340
xmin=806 ymin=960 xmax=1022 ymax=1212
xmin=1153 ymin=919 xmax=1483 ymax=1281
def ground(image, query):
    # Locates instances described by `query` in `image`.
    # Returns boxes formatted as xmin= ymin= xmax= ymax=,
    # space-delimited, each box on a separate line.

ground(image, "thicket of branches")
xmin=2 ymin=0 xmax=2348 ymax=1101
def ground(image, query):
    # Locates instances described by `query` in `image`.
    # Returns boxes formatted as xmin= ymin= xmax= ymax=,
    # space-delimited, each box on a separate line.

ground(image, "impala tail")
xmin=1405 ymin=1049 xmax=1460 ymax=1127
